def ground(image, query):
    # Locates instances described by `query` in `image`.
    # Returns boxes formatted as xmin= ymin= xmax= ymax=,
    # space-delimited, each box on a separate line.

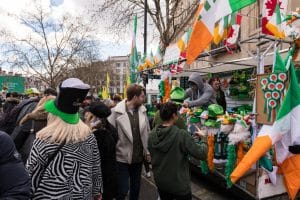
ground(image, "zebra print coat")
xmin=26 ymin=134 xmax=102 ymax=200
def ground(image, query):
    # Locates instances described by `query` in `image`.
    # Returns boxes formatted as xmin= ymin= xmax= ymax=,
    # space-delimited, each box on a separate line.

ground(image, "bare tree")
xmin=95 ymin=0 xmax=199 ymax=52
xmin=0 ymin=2 xmax=100 ymax=88
xmin=70 ymin=60 xmax=113 ymax=94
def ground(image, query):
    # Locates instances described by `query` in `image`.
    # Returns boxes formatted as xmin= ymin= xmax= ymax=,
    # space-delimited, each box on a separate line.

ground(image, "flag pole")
xmin=144 ymin=0 xmax=147 ymax=55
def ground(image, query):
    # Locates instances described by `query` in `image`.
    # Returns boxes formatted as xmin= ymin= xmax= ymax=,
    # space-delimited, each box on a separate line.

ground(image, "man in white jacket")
xmin=108 ymin=84 xmax=150 ymax=200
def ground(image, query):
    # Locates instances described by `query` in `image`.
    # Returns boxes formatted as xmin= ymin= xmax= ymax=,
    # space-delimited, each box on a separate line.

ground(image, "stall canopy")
xmin=185 ymin=48 xmax=289 ymax=74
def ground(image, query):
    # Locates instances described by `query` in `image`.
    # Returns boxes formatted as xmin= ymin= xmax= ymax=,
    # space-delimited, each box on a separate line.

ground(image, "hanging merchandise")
xmin=154 ymin=47 xmax=162 ymax=64
xmin=260 ymin=72 xmax=288 ymax=122
xmin=225 ymin=117 xmax=250 ymax=188
xmin=229 ymin=71 xmax=252 ymax=99
xmin=203 ymin=104 xmax=224 ymax=172
xmin=225 ymin=144 xmax=236 ymax=187
xmin=159 ymin=70 xmax=172 ymax=103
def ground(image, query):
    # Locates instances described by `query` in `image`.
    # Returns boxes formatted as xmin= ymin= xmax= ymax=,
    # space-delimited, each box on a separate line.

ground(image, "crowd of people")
xmin=0 ymin=72 xmax=226 ymax=200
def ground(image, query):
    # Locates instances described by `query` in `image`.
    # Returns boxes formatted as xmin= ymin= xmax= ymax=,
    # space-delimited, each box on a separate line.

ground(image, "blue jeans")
xmin=116 ymin=162 xmax=143 ymax=200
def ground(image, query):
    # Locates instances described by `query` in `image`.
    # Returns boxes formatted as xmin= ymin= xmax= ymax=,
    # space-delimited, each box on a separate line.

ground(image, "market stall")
xmin=133 ymin=2 xmax=300 ymax=199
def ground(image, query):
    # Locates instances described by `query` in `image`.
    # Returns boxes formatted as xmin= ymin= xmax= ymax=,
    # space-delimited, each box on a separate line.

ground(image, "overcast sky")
xmin=0 ymin=0 xmax=157 ymax=72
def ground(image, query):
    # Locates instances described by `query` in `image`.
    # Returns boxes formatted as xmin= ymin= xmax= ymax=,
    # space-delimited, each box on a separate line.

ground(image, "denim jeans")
xmin=116 ymin=162 xmax=143 ymax=200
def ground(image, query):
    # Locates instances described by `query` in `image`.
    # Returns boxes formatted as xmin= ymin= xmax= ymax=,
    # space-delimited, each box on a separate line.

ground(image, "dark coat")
xmin=93 ymin=120 xmax=118 ymax=200
xmin=0 ymin=98 xmax=39 ymax=135
xmin=0 ymin=131 xmax=30 ymax=199
xmin=216 ymin=89 xmax=227 ymax=112
xmin=9 ymin=98 xmax=40 ymax=163
xmin=2 ymin=97 xmax=20 ymax=113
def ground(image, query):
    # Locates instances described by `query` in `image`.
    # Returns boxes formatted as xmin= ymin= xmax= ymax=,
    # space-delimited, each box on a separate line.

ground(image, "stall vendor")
xmin=183 ymin=72 xmax=216 ymax=108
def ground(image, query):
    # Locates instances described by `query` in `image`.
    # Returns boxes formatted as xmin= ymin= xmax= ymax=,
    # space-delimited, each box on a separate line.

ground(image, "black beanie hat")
xmin=89 ymin=102 xmax=111 ymax=118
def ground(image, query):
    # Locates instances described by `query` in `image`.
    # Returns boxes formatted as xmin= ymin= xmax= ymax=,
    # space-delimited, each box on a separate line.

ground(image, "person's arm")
xmin=107 ymin=108 xmax=117 ymax=128
xmin=187 ymin=88 xmax=214 ymax=108
xmin=91 ymin=137 xmax=103 ymax=197
xmin=182 ymin=131 xmax=208 ymax=160
xmin=184 ymin=88 xmax=192 ymax=101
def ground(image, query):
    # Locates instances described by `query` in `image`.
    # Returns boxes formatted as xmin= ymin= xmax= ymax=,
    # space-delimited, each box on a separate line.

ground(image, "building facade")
xmin=106 ymin=55 xmax=130 ymax=95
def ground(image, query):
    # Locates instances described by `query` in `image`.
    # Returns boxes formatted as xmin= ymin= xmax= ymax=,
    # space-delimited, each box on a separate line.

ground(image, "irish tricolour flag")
xmin=231 ymin=61 xmax=300 ymax=200
xmin=187 ymin=0 xmax=256 ymax=64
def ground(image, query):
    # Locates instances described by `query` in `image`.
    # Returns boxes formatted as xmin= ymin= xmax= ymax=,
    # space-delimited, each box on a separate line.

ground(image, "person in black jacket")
xmin=0 ymin=131 xmax=30 ymax=199
xmin=209 ymin=77 xmax=227 ymax=112
xmin=86 ymin=102 xmax=118 ymax=200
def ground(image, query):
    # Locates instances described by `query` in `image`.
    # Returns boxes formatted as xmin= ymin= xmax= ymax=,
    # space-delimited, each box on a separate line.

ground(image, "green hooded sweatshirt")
xmin=148 ymin=125 xmax=208 ymax=195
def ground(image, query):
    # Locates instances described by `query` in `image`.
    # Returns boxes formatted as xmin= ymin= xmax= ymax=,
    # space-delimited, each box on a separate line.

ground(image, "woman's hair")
xmin=112 ymin=94 xmax=122 ymax=102
xmin=37 ymin=113 xmax=91 ymax=144
xmin=208 ymin=77 xmax=220 ymax=86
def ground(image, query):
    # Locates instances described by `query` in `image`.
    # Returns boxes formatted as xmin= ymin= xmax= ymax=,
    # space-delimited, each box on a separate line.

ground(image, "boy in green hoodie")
xmin=148 ymin=102 xmax=208 ymax=200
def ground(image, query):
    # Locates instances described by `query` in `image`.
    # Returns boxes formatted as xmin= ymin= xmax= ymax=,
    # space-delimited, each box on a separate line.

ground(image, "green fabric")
xmin=190 ymin=116 xmax=200 ymax=123
xmin=276 ymin=63 xmax=300 ymax=121
xmin=204 ymin=119 xmax=220 ymax=128
xmin=259 ymin=156 xmax=273 ymax=172
xmin=208 ymin=104 xmax=224 ymax=117
xmin=148 ymin=125 xmax=208 ymax=195
xmin=44 ymin=99 xmax=79 ymax=124
xmin=225 ymin=144 xmax=236 ymax=188
xmin=193 ymin=108 xmax=203 ymax=117
xmin=152 ymin=111 xmax=186 ymax=130
xmin=228 ymin=0 xmax=256 ymax=12
xmin=129 ymin=15 xmax=138 ymax=83
xmin=170 ymin=87 xmax=185 ymax=101
xmin=273 ymin=49 xmax=285 ymax=73
xmin=275 ymin=3 xmax=282 ymax=25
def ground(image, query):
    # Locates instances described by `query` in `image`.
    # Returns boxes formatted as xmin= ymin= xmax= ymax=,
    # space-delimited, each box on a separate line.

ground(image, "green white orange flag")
xmin=177 ymin=28 xmax=192 ymax=52
xmin=130 ymin=15 xmax=138 ymax=83
xmin=262 ymin=0 xmax=288 ymax=38
xmin=154 ymin=47 xmax=162 ymax=64
xmin=144 ymin=51 xmax=154 ymax=68
xmin=265 ymin=2 xmax=286 ymax=38
xmin=273 ymin=49 xmax=285 ymax=73
xmin=230 ymin=61 xmax=300 ymax=200
xmin=187 ymin=0 xmax=256 ymax=64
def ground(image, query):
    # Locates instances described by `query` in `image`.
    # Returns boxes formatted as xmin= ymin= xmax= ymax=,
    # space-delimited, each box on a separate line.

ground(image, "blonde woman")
xmin=26 ymin=78 xmax=102 ymax=200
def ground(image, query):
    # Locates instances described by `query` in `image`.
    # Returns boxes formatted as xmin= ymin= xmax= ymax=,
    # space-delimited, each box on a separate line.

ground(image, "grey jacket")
xmin=108 ymin=100 xmax=150 ymax=164
xmin=184 ymin=72 xmax=216 ymax=108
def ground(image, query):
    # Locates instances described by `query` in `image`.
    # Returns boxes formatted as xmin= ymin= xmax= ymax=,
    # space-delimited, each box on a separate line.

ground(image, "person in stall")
xmin=182 ymin=72 xmax=216 ymax=109
xmin=209 ymin=77 xmax=227 ymax=112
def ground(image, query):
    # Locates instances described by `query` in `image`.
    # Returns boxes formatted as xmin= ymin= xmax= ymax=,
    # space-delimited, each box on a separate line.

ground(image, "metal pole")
xmin=143 ymin=0 xmax=147 ymax=56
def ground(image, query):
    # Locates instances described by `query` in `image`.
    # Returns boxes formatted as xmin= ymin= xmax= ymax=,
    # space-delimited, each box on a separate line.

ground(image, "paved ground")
xmin=138 ymin=169 xmax=239 ymax=200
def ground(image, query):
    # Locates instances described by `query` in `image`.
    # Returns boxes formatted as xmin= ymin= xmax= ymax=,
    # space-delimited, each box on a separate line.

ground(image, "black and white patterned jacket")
xmin=26 ymin=134 xmax=102 ymax=200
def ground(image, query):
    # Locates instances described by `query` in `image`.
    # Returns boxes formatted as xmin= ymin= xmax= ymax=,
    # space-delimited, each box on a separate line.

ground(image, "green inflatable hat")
xmin=190 ymin=116 xmax=200 ymax=123
xmin=193 ymin=108 xmax=203 ymax=117
xmin=208 ymin=104 xmax=224 ymax=118
xmin=204 ymin=119 xmax=221 ymax=128
xmin=171 ymin=87 xmax=185 ymax=104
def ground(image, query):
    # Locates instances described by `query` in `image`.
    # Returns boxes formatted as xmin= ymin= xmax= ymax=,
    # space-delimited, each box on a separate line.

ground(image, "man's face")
xmin=133 ymin=91 xmax=146 ymax=108
xmin=189 ymin=82 xmax=198 ymax=90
